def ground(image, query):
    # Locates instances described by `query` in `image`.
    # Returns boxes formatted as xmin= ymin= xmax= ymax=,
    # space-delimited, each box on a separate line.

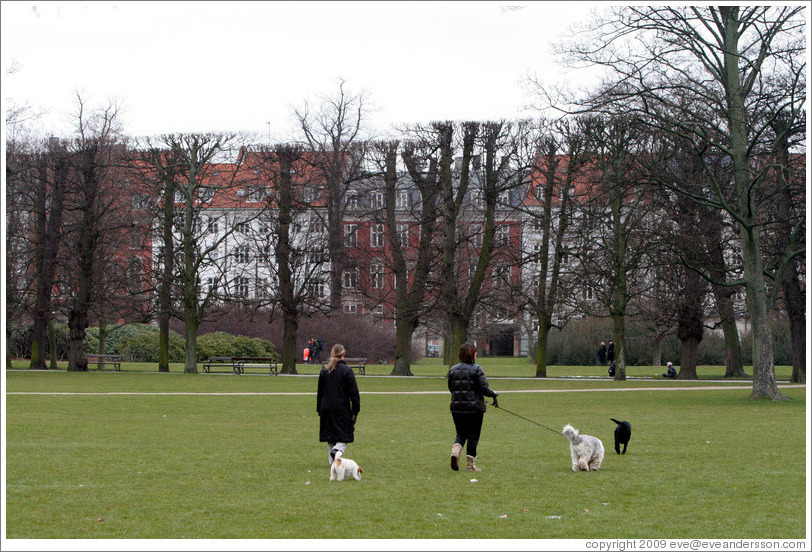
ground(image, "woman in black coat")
xmin=447 ymin=343 xmax=498 ymax=473
xmin=317 ymin=343 xmax=360 ymax=464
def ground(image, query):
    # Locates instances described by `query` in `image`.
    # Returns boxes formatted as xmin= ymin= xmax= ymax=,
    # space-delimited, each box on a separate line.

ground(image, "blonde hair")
xmin=327 ymin=343 xmax=345 ymax=372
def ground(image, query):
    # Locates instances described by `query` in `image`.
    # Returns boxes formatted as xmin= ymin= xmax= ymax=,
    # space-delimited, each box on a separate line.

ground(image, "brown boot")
xmin=451 ymin=443 xmax=462 ymax=471
xmin=466 ymin=455 xmax=481 ymax=472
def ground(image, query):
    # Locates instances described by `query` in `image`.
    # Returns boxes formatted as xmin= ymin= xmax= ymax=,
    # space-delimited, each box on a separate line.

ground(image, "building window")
xmin=583 ymin=286 xmax=593 ymax=300
xmin=471 ymin=189 xmax=484 ymax=209
xmin=235 ymin=245 xmax=251 ymax=263
xmin=344 ymin=224 xmax=358 ymax=247
xmin=532 ymin=217 xmax=543 ymax=232
xmin=310 ymin=214 xmax=326 ymax=235
xmin=247 ymin=185 xmax=266 ymax=203
xmin=343 ymin=303 xmax=358 ymax=314
xmin=206 ymin=277 xmax=218 ymax=295
xmin=307 ymin=279 xmax=326 ymax=299
xmin=198 ymin=187 xmax=215 ymax=203
xmin=496 ymin=224 xmax=510 ymax=247
xmin=309 ymin=246 xmax=328 ymax=264
xmin=498 ymin=190 xmax=510 ymax=206
xmin=235 ymin=277 xmax=249 ymax=297
xmin=470 ymin=224 xmax=483 ymax=247
xmin=370 ymin=191 xmax=384 ymax=210
xmin=132 ymin=194 xmax=151 ymax=210
xmin=396 ymin=191 xmax=409 ymax=209
xmin=256 ymin=278 xmax=269 ymax=298
xmin=396 ymin=224 xmax=409 ymax=247
xmin=346 ymin=196 xmax=359 ymax=210
xmin=343 ymin=266 xmax=358 ymax=289
xmin=532 ymin=243 xmax=542 ymax=267
xmin=236 ymin=222 xmax=249 ymax=234
xmin=370 ymin=224 xmax=384 ymax=248
xmin=370 ymin=263 xmax=384 ymax=289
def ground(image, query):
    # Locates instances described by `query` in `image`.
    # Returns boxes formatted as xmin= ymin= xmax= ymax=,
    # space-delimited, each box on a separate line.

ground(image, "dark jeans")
xmin=452 ymin=411 xmax=485 ymax=458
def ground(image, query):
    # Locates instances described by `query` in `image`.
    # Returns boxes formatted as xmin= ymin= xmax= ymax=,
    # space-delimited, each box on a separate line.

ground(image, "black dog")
xmin=610 ymin=418 xmax=632 ymax=454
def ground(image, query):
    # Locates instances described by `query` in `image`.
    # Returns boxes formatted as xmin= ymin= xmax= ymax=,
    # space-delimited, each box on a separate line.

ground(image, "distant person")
xmin=607 ymin=340 xmax=615 ymax=365
xmin=303 ymin=347 xmax=311 ymax=365
xmin=312 ymin=338 xmax=324 ymax=364
xmin=597 ymin=341 xmax=607 ymax=366
xmin=447 ymin=343 xmax=498 ymax=473
xmin=663 ymin=362 xmax=677 ymax=378
xmin=317 ymin=343 xmax=360 ymax=465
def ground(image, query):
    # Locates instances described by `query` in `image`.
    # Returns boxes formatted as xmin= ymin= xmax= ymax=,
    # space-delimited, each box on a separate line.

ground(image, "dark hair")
xmin=458 ymin=343 xmax=477 ymax=364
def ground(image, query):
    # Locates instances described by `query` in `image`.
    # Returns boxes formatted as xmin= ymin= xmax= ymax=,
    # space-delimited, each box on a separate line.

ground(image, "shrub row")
xmin=8 ymin=323 xmax=278 ymax=363
xmin=532 ymin=316 xmax=795 ymax=366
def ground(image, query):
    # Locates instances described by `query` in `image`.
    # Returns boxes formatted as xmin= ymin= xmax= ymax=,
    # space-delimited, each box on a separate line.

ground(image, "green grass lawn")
xmin=4 ymin=361 xmax=807 ymax=540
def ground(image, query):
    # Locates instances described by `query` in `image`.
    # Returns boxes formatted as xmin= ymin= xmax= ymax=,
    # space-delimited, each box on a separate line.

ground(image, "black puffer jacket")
xmin=317 ymin=361 xmax=360 ymax=443
xmin=448 ymin=362 xmax=497 ymax=413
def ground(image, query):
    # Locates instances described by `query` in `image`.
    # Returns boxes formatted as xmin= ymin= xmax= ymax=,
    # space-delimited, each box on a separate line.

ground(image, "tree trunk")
xmin=783 ymin=264 xmax=805 ymax=384
xmin=612 ymin=314 xmax=626 ymax=381
xmin=651 ymin=334 xmax=662 ymax=367
xmin=534 ymin=320 xmax=551 ymax=378
xmin=676 ymin=337 xmax=700 ymax=380
xmin=67 ymin=309 xmax=89 ymax=372
xmin=390 ymin=316 xmax=415 ymax=376
xmin=48 ymin=318 xmax=59 ymax=370
xmin=29 ymin=161 xmax=65 ymax=370
xmin=183 ymin=313 xmax=198 ymax=373
xmin=157 ymin=185 xmax=175 ymax=373
xmin=97 ymin=320 xmax=108 ymax=370
xmin=279 ymin=311 xmax=299 ymax=374
xmin=719 ymin=315 xmax=746 ymax=378
xmin=722 ymin=7 xmax=785 ymax=401
xmin=158 ymin=314 xmax=171 ymax=372
xmin=740 ymin=228 xmax=785 ymax=400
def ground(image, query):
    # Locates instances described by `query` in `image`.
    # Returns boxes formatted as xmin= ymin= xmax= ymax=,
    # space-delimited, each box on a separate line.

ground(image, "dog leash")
xmin=488 ymin=400 xmax=563 ymax=436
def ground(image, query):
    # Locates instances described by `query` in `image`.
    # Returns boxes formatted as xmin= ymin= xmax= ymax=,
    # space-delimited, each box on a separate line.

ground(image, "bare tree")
xmin=519 ymin=118 xmax=590 ymax=377
xmin=61 ymin=96 xmax=126 ymax=371
xmin=565 ymin=115 xmax=664 ymax=381
xmin=556 ymin=5 xmax=805 ymax=398
xmin=295 ymin=80 xmax=370 ymax=312
xmin=161 ymin=132 xmax=245 ymax=373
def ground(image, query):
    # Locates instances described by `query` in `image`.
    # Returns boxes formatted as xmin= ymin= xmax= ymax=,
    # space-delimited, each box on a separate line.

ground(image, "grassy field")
xmin=3 ymin=359 xmax=808 ymax=541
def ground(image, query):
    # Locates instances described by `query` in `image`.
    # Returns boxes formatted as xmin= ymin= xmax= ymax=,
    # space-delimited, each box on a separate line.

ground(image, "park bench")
xmin=86 ymin=353 xmax=122 ymax=371
xmin=203 ymin=356 xmax=278 ymax=375
xmin=322 ymin=357 xmax=367 ymax=375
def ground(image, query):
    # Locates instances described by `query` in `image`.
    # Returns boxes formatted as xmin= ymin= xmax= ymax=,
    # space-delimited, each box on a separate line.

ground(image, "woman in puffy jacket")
xmin=317 ymin=343 xmax=360 ymax=465
xmin=447 ymin=343 xmax=498 ymax=472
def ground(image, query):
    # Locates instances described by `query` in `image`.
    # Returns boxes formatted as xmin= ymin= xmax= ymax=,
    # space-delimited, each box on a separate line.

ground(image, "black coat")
xmin=597 ymin=345 xmax=607 ymax=363
xmin=607 ymin=343 xmax=615 ymax=362
xmin=447 ymin=362 xmax=497 ymax=413
xmin=317 ymin=361 xmax=360 ymax=443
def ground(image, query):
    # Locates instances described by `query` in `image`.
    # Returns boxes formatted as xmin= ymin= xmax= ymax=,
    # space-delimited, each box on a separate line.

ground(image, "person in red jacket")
xmin=447 ymin=343 xmax=498 ymax=472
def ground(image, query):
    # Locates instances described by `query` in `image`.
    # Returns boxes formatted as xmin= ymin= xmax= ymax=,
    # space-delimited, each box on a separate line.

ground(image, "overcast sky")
xmin=2 ymin=1 xmax=603 ymax=141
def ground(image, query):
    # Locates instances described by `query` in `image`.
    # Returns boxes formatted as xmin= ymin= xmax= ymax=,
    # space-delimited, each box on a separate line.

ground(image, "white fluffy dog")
xmin=563 ymin=424 xmax=605 ymax=472
xmin=329 ymin=455 xmax=363 ymax=481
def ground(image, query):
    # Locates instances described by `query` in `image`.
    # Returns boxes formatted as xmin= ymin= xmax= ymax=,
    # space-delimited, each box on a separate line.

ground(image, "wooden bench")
xmin=86 ymin=354 xmax=122 ymax=371
xmin=322 ymin=357 xmax=366 ymax=375
xmin=203 ymin=356 xmax=278 ymax=375
xmin=233 ymin=356 xmax=278 ymax=375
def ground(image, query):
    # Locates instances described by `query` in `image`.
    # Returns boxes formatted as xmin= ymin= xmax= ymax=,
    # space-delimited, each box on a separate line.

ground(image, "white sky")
xmin=2 ymin=1 xmax=603 ymax=140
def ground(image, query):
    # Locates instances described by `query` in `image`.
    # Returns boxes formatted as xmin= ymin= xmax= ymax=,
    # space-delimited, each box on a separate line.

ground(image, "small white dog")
xmin=329 ymin=455 xmax=363 ymax=481
xmin=563 ymin=424 xmax=605 ymax=472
